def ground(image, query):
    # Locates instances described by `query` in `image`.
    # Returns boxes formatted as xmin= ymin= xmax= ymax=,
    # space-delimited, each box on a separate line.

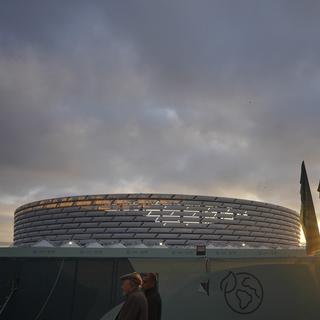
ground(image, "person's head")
xmin=142 ymin=273 xmax=157 ymax=290
xmin=120 ymin=272 xmax=142 ymax=296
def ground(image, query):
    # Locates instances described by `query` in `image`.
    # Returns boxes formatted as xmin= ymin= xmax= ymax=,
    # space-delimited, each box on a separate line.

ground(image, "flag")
xmin=300 ymin=161 xmax=320 ymax=255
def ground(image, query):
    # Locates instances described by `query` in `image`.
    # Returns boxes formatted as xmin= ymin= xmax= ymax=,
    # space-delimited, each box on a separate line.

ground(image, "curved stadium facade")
xmin=14 ymin=194 xmax=301 ymax=248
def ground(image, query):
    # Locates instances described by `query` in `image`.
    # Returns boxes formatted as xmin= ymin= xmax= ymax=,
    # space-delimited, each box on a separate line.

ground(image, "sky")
xmin=1 ymin=1 xmax=320 ymax=243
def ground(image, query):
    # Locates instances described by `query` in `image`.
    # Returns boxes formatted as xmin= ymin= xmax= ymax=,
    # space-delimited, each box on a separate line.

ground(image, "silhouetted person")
xmin=116 ymin=272 xmax=148 ymax=320
xmin=142 ymin=273 xmax=162 ymax=320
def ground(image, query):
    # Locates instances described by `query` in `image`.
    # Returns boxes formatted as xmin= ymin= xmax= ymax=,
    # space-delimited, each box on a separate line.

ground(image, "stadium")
xmin=3 ymin=164 xmax=320 ymax=320
xmin=14 ymin=193 xmax=300 ymax=248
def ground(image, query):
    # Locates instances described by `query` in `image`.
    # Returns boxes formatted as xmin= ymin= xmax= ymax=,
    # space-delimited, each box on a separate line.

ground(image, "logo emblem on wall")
xmin=198 ymin=280 xmax=210 ymax=296
xmin=220 ymin=271 xmax=263 ymax=314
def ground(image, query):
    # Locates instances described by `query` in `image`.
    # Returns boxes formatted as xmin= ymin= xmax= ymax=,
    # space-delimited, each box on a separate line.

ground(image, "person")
xmin=142 ymin=273 xmax=162 ymax=320
xmin=116 ymin=272 xmax=148 ymax=320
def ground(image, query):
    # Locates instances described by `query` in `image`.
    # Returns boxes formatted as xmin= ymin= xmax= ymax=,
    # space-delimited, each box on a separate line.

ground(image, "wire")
xmin=34 ymin=259 xmax=65 ymax=320
xmin=0 ymin=280 xmax=18 ymax=316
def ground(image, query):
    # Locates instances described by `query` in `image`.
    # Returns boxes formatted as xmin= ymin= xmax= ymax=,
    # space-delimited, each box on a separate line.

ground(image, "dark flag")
xmin=300 ymin=161 xmax=320 ymax=256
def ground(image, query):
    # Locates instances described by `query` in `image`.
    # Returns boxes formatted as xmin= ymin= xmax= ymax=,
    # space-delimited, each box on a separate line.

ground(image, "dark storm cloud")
xmin=1 ymin=1 xmax=320 ymax=241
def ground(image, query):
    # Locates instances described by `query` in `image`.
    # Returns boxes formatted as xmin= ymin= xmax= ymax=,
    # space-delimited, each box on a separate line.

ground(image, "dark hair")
xmin=143 ymin=273 xmax=157 ymax=285
xmin=148 ymin=273 xmax=157 ymax=283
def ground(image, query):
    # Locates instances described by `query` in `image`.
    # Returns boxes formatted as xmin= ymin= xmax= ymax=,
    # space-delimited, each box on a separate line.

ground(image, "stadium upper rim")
xmin=15 ymin=193 xmax=298 ymax=215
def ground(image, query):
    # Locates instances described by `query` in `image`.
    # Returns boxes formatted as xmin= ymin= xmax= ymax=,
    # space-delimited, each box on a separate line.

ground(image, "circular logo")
xmin=220 ymin=271 xmax=263 ymax=314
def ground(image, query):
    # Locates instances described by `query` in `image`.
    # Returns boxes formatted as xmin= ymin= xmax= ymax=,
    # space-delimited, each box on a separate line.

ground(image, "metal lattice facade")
xmin=14 ymin=194 xmax=301 ymax=247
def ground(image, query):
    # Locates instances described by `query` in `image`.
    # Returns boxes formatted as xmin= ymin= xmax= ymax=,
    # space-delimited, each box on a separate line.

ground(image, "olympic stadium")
xmin=1 ymin=163 xmax=320 ymax=320
xmin=14 ymin=194 xmax=300 ymax=248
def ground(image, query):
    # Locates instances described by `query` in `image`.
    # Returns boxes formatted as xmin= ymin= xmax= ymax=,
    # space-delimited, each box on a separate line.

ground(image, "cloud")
xmin=1 ymin=1 xmax=320 ymax=242
xmin=0 ymin=204 xmax=14 ymax=242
